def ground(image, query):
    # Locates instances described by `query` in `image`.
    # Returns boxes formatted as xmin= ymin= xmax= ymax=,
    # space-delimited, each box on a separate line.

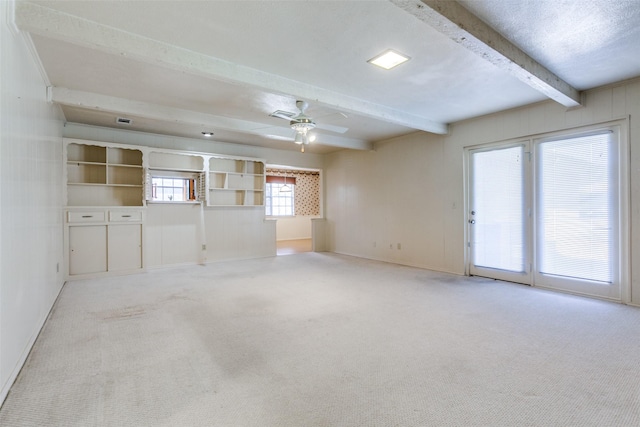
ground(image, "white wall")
xmin=145 ymin=204 xmax=275 ymax=267
xmin=0 ymin=2 xmax=65 ymax=403
xmin=325 ymin=78 xmax=640 ymax=304
xmin=276 ymin=215 xmax=320 ymax=241
xmin=64 ymin=124 xmax=324 ymax=268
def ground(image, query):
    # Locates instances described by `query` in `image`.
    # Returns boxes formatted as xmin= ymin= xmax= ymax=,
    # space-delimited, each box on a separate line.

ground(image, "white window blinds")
xmin=536 ymin=131 xmax=614 ymax=283
xmin=471 ymin=145 xmax=525 ymax=272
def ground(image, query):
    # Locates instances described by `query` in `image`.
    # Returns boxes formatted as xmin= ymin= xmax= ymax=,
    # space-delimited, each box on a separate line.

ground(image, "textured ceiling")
xmin=13 ymin=0 xmax=640 ymax=153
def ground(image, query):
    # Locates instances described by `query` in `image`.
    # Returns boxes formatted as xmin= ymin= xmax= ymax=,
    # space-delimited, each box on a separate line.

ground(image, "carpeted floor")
xmin=1 ymin=253 xmax=640 ymax=426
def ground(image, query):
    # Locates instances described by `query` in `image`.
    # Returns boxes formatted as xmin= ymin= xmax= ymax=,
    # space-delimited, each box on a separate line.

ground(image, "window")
xmin=150 ymin=176 xmax=197 ymax=202
xmin=265 ymin=183 xmax=295 ymax=216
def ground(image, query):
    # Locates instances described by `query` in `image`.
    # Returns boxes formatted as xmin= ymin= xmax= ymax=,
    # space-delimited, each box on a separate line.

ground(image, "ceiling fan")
xmin=269 ymin=100 xmax=349 ymax=152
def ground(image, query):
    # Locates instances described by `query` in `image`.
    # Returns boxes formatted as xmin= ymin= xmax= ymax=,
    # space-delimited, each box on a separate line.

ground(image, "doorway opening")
xmin=265 ymin=166 xmax=322 ymax=256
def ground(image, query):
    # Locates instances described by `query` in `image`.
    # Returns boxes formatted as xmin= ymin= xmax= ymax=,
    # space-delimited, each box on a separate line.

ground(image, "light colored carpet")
xmin=1 ymin=253 xmax=640 ymax=426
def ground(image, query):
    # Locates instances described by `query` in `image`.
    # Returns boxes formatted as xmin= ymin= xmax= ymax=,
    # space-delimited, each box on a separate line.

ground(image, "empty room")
xmin=2 ymin=1 xmax=640 ymax=425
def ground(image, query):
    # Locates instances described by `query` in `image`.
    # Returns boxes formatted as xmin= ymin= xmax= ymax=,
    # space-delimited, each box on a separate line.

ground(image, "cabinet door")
xmin=108 ymin=224 xmax=142 ymax=271
xmin=69 ymin=226 xmax=107 ymax=275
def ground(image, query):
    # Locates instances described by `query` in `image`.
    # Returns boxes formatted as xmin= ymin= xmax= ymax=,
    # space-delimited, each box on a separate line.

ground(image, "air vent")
xmin=116 ymin=117 xmax=132 ymax=125
xmin=269 ymin=110 xmax=295 ymax=120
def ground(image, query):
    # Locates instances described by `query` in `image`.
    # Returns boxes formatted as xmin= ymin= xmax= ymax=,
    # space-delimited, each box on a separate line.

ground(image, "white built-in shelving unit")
xmin=66 ymin=143 xmax=144 ymax=207
xmin=63 ymin=138 xmax=266 ymax=280
xmin=208 ymin=157 xmax=265 ymax=207
xmin=64 ymin=141 xmax=145 ymax=279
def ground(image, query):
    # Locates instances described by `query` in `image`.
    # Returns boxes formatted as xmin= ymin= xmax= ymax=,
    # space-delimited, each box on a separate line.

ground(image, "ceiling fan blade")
xmin=316 ymin=122 xmax=349 ymax=134
xmin=250 ymin=124 xmax=297 ymax=140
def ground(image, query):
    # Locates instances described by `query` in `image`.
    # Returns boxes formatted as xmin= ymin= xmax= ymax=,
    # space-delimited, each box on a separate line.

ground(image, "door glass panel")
xmin=471 ymin=146 xmax=525 ymax=272
xmin=536 ymin=132 xmax=614 ymax=283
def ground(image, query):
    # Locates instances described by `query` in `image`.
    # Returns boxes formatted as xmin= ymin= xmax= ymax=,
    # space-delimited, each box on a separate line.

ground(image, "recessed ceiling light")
xmin=368 ymin=49 xmax=410 ymax=70
xmin=201 ymin=132 xmax=214 ymax=137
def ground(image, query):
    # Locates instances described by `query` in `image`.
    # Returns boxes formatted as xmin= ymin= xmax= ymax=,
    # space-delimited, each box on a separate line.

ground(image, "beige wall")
xmin=275 ymin=215 xmax=320 ymax=241
xmin=326 ymin=78 xmax=640 ymax=304
xmin=325 ymin=132 xmax=448 ymax=271
xmin=1 ymin=4 xmax=65 ymax=403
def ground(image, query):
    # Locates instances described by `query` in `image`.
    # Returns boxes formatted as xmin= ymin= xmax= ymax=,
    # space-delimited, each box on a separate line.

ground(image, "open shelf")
xmin=66 ymin=143 xmax=144 ymax=206
xmin=208 ymin=157 xmax=265 ymax=206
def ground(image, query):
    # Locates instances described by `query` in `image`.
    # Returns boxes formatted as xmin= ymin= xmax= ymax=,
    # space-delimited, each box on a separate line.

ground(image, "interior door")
xmin=468 ymin=144 xmax=531 ymax=284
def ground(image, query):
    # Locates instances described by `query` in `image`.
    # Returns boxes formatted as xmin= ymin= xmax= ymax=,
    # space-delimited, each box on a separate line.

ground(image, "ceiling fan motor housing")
xmin=290 ymin=117 xmax=316 ymax=133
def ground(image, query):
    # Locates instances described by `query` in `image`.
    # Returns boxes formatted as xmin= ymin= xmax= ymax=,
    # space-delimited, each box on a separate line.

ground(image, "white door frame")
xmin=464 ymin=119 xmax=630 ymax=302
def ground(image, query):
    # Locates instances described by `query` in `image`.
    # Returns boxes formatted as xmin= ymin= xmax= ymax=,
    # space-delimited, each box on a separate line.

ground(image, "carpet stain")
xmin=95 ymin=305 xmax=147 ymax=321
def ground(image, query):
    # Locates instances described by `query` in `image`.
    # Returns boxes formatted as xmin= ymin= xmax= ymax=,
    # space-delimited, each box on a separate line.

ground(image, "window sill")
xmin=147 ymin=201 xmax=201 ymax=205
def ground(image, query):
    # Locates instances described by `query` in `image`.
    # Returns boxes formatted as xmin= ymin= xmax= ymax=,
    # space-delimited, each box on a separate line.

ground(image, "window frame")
xmin=148 ymin=170 xmax=200 ymax=204
xmin=265 ymin=182 xmax=295 ymax=217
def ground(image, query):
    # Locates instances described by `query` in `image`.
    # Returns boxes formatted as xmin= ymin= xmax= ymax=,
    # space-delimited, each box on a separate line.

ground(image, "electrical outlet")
xmin=397 ymin=243 xmax=401 ymax=250
xmin=202 ymin=244 xmax=206 ymax=250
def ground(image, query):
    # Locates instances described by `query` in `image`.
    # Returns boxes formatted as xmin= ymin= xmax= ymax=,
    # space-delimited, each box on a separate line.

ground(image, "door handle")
xmin=468 ymin=219 xmax=475 ymax=224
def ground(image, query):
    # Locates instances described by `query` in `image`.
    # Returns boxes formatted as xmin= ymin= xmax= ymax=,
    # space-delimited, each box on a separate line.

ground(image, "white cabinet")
xmin=108 ymin=224 xmax=142 ymax=272
xmin=68 ymin=223 xmax=143 ymax=275
xmin=69 ymin=225 xmax=107 ymax=275
xmin=66 ymin=208 xmax=144 ymax=278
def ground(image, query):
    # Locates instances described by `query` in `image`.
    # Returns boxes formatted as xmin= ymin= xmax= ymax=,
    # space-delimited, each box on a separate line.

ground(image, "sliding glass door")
xmin=467 ymin=125 xmax=625 ymax=300
xmin=534 ymin=130 xmax=621 ymax=300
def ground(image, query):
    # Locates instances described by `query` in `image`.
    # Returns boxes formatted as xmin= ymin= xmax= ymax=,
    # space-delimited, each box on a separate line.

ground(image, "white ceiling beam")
xmin=389 ymin=0 xmax=582 ymax=108
xmin=50 ymin=87 xmax=373 ymax=151
xmin=14 ymin=1 xmax=448 ymax=135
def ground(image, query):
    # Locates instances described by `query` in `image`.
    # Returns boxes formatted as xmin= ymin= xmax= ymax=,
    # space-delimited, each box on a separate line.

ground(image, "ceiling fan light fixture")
xmin=368 ymin=49 xmax=410 ymax=70
xmin=294 ymin=133 xmax=304 ymax=145
xmin=289 ymin=100 xmax=316 ymax=136
xmin=290 ymin=117 xmax=316 ymax=134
